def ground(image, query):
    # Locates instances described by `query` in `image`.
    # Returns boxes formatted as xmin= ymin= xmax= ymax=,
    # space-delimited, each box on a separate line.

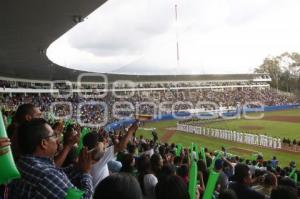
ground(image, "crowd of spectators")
xmin=0 ymin=82 xmax=299 ymax=198
xmin=1 ymin=86 xmax=298 ymax=127
xmin=0 ymin=79 xmax=270 ymax=90
xmin=0 ymin=103 xmax=299 ymax=199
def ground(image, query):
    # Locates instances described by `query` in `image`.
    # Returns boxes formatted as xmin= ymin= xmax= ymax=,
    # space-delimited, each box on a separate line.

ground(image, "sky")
xmin=47 ymin=0 xmax=300 ymax=75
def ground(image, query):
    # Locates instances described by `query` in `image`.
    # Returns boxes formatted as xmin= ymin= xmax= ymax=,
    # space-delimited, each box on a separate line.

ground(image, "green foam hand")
xmin=65 ymin=188 xmax=84 ymax=199
xmin=0 ymin=111 xmax=20 ymax=185
xmin=201 ymin=147 xmax=206 ymax=165
xmin=190 ymin=143 xmax=199 ymax=160
xmin=190 ymin=143 xmax=194 ymax=152
xmin=188 ymin=161 xmax=198 ymax=199
xmin=209 ymin=152 xmax=222 ymax=171
xmin=76 ymin=127 xmax=90 ymax=156
xmin=7 ymin=115 xmax=13 ymax=126
xmin=251 ymin=153 xmax=258 ymax=161
xmin=289 ymin=168 xmax=298 ymax=183
xmin=194 ymin=144 xmax=199 ymax=161
xmin=289 ymin=168 xmax=296 ymax=178
xmin=176 ymin=143 xmax=183 ymax=157
xmin=64 ymin=119 xmax=75 ymax=128
xmin=202 ymin=171 xmax=220 ymax=199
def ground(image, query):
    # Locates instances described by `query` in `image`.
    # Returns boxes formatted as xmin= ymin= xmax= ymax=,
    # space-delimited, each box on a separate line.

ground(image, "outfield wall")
xmin=152 ymin=104 xmax=300 ymax=121
xmin=263 ymin=104 xmax=300 ymax=111
xmin=104 ymin=104 xmax=300 ymax=132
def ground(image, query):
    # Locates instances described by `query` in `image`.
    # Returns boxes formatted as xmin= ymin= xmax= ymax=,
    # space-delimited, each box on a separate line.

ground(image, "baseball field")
xmin=136 ymin=108 xmax=300 ymax=168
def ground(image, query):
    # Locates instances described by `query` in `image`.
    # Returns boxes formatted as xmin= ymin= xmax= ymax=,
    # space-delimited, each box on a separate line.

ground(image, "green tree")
xmin=254 ymin=52 xmax=300 ymax=94
xmin=254 ymin=57 xmax=281 ymax=89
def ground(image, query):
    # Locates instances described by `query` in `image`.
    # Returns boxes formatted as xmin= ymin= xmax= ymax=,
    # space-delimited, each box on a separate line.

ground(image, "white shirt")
xmin=142 ymin=149 xmax=154 ymax=157
xmin=90 ymin=146 xmax=115 ymax=189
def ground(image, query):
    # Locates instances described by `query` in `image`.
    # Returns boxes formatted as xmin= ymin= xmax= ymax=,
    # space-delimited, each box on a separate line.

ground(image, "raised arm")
xmin=114 ymin=121 xmax=138 ymax=153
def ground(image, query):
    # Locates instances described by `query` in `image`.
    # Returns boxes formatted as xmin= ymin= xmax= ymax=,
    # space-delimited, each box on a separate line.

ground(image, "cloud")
xmin=47 ymin=0 xmax=300 ymax=75
xmin=225 ymin=0 xmax=272 ymax=25
xmin=67 ymin=0 xmax=173 ymax=56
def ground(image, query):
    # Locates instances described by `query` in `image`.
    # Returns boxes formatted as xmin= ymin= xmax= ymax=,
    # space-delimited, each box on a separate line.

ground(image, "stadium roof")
xmin=0 ymin=0 xmax=265 ymax=82
xmin=0 ymin=0 xmax=108 ymax=81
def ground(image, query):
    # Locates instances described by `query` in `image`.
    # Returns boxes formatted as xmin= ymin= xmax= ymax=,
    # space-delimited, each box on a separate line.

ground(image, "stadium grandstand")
xmin=0 ymin=1 xmax=300 ymax=199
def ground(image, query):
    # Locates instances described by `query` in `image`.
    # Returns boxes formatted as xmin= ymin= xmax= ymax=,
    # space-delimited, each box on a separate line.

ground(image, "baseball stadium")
xmin=0 ymin=1 xmax=300 ymax=199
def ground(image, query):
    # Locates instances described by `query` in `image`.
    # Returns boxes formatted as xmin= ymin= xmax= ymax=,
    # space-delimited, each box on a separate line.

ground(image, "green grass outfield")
xmin=136 ymin=108 xmax=300 ymax=168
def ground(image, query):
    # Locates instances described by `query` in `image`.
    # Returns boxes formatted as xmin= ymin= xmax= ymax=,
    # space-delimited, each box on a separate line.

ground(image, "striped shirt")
xmin=8 ymin=155 xmax=93 ymax=199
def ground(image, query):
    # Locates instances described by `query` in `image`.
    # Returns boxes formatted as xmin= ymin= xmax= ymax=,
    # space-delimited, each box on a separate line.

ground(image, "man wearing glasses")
xmin=8 ymin=118 xmax=93 ymax=199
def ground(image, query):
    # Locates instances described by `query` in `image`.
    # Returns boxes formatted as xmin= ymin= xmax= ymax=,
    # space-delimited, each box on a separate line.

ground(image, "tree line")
xmin=254 ymin=52 xmax=300 ymax=96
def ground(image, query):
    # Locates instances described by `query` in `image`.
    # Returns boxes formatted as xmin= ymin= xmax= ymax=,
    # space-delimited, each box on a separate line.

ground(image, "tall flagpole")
xmin=174 ymin=3 xmax=180 ymax=68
